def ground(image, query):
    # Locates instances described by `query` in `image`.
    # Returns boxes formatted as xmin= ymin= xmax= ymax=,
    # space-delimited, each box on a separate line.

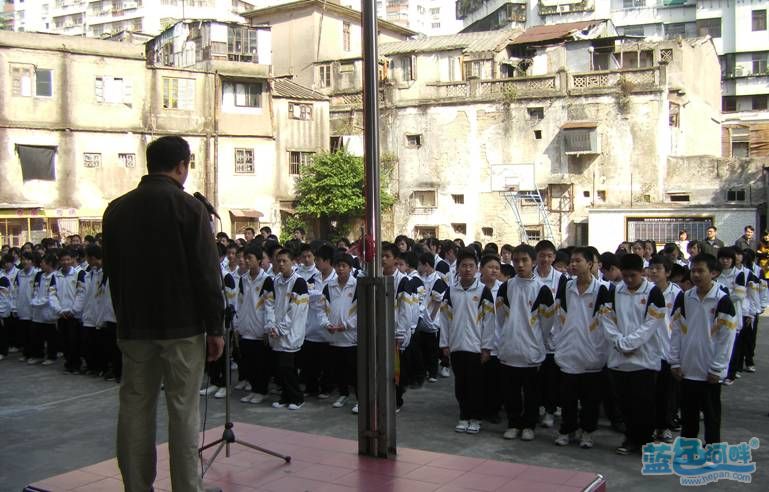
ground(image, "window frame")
xmin=752 ymin=10 xmax=767 ymax=32
xmin=318 ymin=64 xmax=332 ymax=89
xmin=83 ymin=152 xmax=102 ymax=168
xmin=162 ymin=77 xmax=195 ymax=110
xmin=234 ymin=147 xmax=255 ymax=174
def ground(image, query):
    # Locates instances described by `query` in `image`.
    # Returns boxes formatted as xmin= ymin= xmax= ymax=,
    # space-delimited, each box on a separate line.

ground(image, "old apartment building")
xmin=0 ymin=23 xmax=329 ymax=245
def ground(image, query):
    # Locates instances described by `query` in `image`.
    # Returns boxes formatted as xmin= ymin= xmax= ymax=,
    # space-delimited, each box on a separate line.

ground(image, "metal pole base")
xmin=199 ymin=422 xmax=291 ymax=475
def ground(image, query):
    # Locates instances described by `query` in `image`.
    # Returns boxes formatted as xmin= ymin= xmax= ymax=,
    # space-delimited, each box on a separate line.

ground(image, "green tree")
xmin=292 ymin=151 xmax=394 ymax=237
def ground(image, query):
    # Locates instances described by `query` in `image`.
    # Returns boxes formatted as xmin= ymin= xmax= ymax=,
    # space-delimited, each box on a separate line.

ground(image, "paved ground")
xmin=2 ymin=318 xmax=769 ymax=492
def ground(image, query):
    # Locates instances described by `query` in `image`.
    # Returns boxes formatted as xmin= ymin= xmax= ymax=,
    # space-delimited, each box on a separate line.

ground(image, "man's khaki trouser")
xmin=117 ymin=333 xmax=206 ymax=492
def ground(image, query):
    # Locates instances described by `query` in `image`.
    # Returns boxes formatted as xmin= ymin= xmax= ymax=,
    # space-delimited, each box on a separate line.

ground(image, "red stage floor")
xmin=26 ymin=423 xmax=606 ymax=491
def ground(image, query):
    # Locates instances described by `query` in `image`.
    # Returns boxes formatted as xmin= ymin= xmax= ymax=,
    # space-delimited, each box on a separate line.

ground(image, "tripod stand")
xmin=199 ymin=305 xmax=291 ymax=475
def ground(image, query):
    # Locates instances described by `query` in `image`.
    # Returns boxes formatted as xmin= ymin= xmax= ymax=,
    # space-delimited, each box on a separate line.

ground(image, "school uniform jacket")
xmin=306 ymin=269 xmax=336 ymax=343
xmin=417 ymin=271 xmax=448 ymax=334
xmin=319 ymin=276 xmax=358 ymax=347
xmin=12 ymin=267 xmax=38 ymax=321
xmin=716 ymin=268 xmax=747 ymax=332
xmin=552 ymin=277 xmax=610 ymax=374
xmin=438 ymin=278 xmax=495 ymax=354
xmin=598 ymin=278 xmax=666 ymax=372
xmin=0 ymin=267 xmax=17 ymax=319
xmin=669 ymin=284 xmax=737 ymax=381
xmin=393 ymin=270 xmax=417 ymax=349
xmin=739 ymin=266 xmax=762 ymax=317
xmin=658 ymin=282 xmax=684 ymax=363
xmin=77 ymin=267 xmax=104 ymax=328
xmin=269 ymin=271 xmax=309 ymax=353
xmin=223 ymin=269 xmax=242 ymax=310
xmin=235 ymin=270 xmax=275 ymax=340
xmin=52 ymin=268 xmax=86 ymax=318
xmin=97 ymin=276 xmax=117 ymax=326
xmin=495 ymin=275 xmax=555 ymax=368
xmin=31 ymin=271 xmax=58 ymax=324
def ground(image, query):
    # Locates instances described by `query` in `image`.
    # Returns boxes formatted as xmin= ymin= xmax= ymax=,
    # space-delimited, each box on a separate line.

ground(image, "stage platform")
xmin=25 ymin=423 xmax=606 ymax=491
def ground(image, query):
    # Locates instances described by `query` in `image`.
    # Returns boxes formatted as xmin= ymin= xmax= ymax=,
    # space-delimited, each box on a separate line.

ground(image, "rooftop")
xmin=509 ymin=19 xmax=613 ymax=46
xmin=379 ymin=29 xmax=519 ymax=56
xmin=273 ymin=78 xmax=328 ymax=100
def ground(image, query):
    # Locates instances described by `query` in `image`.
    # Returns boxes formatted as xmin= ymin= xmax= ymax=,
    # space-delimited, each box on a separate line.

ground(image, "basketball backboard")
xmin=490 ymin=164 xmax=535 ymax=192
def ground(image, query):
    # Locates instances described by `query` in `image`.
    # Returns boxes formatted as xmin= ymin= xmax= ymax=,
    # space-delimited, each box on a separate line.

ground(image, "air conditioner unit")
xmin=735 ymin=66 xmax=744 ymax=76
xmin=123 ymin=1 xmax=138 ymax=9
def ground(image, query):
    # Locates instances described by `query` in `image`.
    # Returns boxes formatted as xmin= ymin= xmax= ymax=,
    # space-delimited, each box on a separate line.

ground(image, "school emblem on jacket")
xmin=588 ymin=302 xmax=593 ymax=309
xmin=472 ymin=296 xmax=479 ymax=302
xmin=710 ymin=308 xmax=716 ymax=316
xmin=640 ymin=298 xmax=646 ymax=305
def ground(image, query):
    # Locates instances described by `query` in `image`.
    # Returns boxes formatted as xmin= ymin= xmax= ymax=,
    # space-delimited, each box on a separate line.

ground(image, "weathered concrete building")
xmin=0 ymin=24 xmax=329 ymax=245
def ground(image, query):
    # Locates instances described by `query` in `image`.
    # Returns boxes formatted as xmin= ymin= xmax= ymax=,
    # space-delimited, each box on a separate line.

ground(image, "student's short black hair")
xmin=216 ymin=232 xmax=229 ymax=239
xmin=619 ymin=253 xmax=644 ymax=272
xmin=244 ymin=227 xmax=256 ymax=235
xmin=315 ymin=244 xmax=335 ymax=262
xmin=42 ymin=252 xmax=58 ymax=267
xmin=381 ymin=241 xmax=399 ymax=258
xmin=334 ymin=253 xmax=355 ymax=268
xmin=572 ymin=247 xmax=595 ymax=263
xmin=418 ymin=252 xmax=435 ymax=268
xmin=216 ymin=243 xmax=227 ymax=258
xmin=85 ymin=245 xmax=102 ymax=260
xmin=484 ymin=242 xmax=499 ymax=254
xmin=425 ymin=237 xmax=440 ymax=250
xmin=480 ymin=254 xmax=501 ymax=268
xmin=650 ymin=254 xmax=672 ymax=273
xmin=599 ymin=252 xmax=618 ymax=270
xmin=586 ymin=246 xmax=600 ymax=263
xmin=500 ymin=264 xmax=514 ymax=278
xmin=717 ymin=246 xmax=736 ymax=263
xmin=226 ymin=242 xmax=239 ymax=252
xmin=670 ymin=263 xmax=688 ymax=280
xmin=692 ymin=253 xmax=718 ymax=272
xmin=84 ymin=235 xmax=95 ymax=243
xmin=662 ymin=243 xmax=677 ymax=255
xmin=337 ymin=237 xmax=352 ymax=248
xmin=534 ymin=240 xmax=557 ymax=254
xmin=293 ymin=227 xmax=306 ymax=235
xmin=411 ymin=243 xmax=427 ymax=257
xmin=59 ymin=248 xmax=75 ymax=259
xmin=469 ymin=242 xmax=482 ymax=260
xmin=456 ymin=247 xmax=478 ymax=264
xmin=440 ymin=239 xmax=456 ymax=256
xmin=500 ymin=243 xmax=514 ymax=254
xmin=1 ymin=254 xmax=13 ymax=266
xmin=21 ymin=251 xmax=35 ymax=262
xmin=401 ymin=251 xmax=419 ymax=269
xmin=244 ymin=243 xmax=263 ymax=260
xmin=263 ymin=240 xmax=281 ymax=258
xmin=146 ymin=136 xmax=190 ymax=173
xmin=275 ymin=248 xmax=294 ymax=260
xmin=260 ymin=226 xmax=272 ymax=234
xmin=687 ymin=240 xmax=699 ymax=251
xmin=512 ymin=243 xmax=536 ymax=261
xmin=554 ymin=250 xmax=570 ymax=265
xmin=299 ymin=243 xmax=313 ymax=253
xmin=707 ymin=226 xmax=717 ymax=232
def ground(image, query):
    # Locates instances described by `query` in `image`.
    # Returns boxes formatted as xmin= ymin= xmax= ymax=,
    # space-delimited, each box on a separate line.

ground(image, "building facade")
xmin=0 ymin=25 xmax=329 ymax=245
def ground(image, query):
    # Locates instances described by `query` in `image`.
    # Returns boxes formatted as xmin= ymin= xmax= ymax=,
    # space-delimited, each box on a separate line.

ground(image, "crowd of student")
xmin=0 ymin=223 xmax=765 ymax=457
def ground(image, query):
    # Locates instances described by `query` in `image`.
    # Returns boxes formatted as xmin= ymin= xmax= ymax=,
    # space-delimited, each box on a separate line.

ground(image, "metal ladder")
xmin=501 ymin=189 xmax=555 ymax=243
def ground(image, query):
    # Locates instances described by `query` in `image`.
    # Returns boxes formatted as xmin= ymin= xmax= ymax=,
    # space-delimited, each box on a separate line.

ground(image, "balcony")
xmin=538 ymin=0 xmax=594 ymax=16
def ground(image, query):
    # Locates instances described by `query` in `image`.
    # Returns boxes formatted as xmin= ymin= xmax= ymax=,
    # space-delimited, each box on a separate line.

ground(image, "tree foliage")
xmin=293 ymin=151 xmax=395 ymax=224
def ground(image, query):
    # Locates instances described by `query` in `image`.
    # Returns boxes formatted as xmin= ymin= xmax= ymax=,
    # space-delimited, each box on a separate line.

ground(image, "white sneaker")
xmin=554 ymin=433 xmax=571 ymax=446
xmin=8 ymin=347 xmax=19 ymax=353
xmin=428 ymin=377 xmax=438 ymax=383
xmin=455 ymin=420 xmax=469 ymax=433
xmin=288 ymin=403 xmax=304 ymax=410
xmin=466 ymin=420 xmax=481 ymax=434
xmin=244 ymin=382 xmax=252 ymax=392
xmin=233 ymin=380 xmax=248 ymax=391
xmin=332 ymin=396 xmax=349 ymax=408
xmin=0 ymin=355 xmax=5 ymax=361
xmin=554 ymin=407 xmax=562 ymax=418
xmin=27 ymin=358 xmax=42 ymax=365
xmin=503 ymin=428 xmax=520 ymax=440
xmin=541 ymin=413 xmax=555 ymax=428
xmin=41 ymin=359 xmax=57 ymax=366
xmin=199 ymin=385 xmax=219 ymax=396
xmin=351 ymin=403 xmax=359 ymax=414
xmin=579 ymin=432 xmax=594 ymax=449
xmin=214 ymin=387 xmax=227 ymax=399
xmin=745 ymin=366 xmax=756 ymax=373
xmin=272 ymin=402 xmax=287 ymax=408
xmin=317 ymin=392 xmax=330 ymax=400
xmin=439 ymin=367 xmax=451 ymax=378
xmin=18 ymin=356 xmax=27 ymax=362
xmin=521 ymin=429 xmax=535 ymax=441
xmin=241 ymin=393 xmax=258 ymax=403
xmin=250 ymin=393 xmax=266 ymax=404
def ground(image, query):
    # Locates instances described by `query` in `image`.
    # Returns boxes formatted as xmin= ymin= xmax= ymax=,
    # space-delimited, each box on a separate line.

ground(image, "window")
xmin=83 ymin=153 xmax=102 ymax=168
xmin=318 ymin=64 xmax=331 ymax=88
xmin=234 ymin=148 xmax=254 ymax=174
xmin=732 ymin=142 xmax=749 ymax=157
xmin=668 ymin=193 xmax=690 ymax=202
xmin=339 ymin=62 xmax=354 ymax=73
xmin=563 ymin=127 xmax=599 ymax=154
xmin=596 ymin=190 xmax=606 ymax=202
xmin=414 ymin=226 xmax=437 ymax=239
xmin=723 ymin=96 xmax=737 ymax=112
xmin=481 ymin=227 xmax=493 ymax=237
xmin=162 ymin=77 xmax=194 ymax=110
xmin=227 ymin=26 xmax=259 ymax=62
xmin=189 ymin=153 xmax=196 ymax=169
xmin=430 ymin=7 xmax=440 ymax=15
xmin=289 ymin=102 xmax=312 ymax=120
xmin=752 ymin=53 xmax=768 ymax=75
xmin=452 ymin=223 xmax=467 ymax=235
xmin=230 ymin=82 xmax=261 ymax=108
xmin=405 ymin=134 xmax=422 ymax=148
xmin=527 ymin=107 xmax=544 ymax=120
xmin=628 ymin=217 xmax=713 ymax=243
xmin=95 ymin=76 xmax=131 ymax=104
xmin=727 ymin=189 xmax=747 ymax=202
xmin=665 ymin=23 xmax=685 ymax=39
xmin=534 ymin=130 xmax=542 ymax=140
xmin=753 ymin=95 xmax=768 ymax=110
xmin=463 ymin=60 xmax=481 ymax=79
xmin=411 ymin=190 xmax=436 ymax=208
xmin=342 ymin=21 xmax=351 ymax=52
xmin=623 ymin=25 xmax=644 ymax=37
xmin=583 ymin=190 xmax=591 ymax=198
xmin=697 ymin=18 xmax=721 ymax=38
xmin=16 ymin=144 xmax=57 ymax=181
xmin=524 ymin=227 xmax=542 ymax=243
xmin=401 ymin=56 xmax=416 ymax=81
xmin=451 ymin=194 xmax=464 ymax=205
xmin=118 ymin=153 xmax=136 ymax=168
xmin=288 ymin=151 xmax=313 ymax=175
xmin=753 ymin=10 xmax=767 ymax=31
xmin=11 ymin=65 xmax=52 ymax=97
xmin=623 ymin=0 xmax=645 ymax=7
xmin=431 ymin=22 xmax=440 ymax=28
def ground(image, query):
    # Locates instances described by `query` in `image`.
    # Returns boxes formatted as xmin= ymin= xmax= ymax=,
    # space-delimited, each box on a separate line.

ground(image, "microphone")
xmin=193 ymin=192 xmax=221 ymax=220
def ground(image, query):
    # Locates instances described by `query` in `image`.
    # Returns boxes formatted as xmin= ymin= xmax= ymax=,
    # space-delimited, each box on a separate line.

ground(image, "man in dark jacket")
xmin=103 ymin=136 xmax=224 ymax=492
xmin=700 ymin=226 xmax=725 ymax=257
xmin=735 ymin=225 xmax=757 ymax=252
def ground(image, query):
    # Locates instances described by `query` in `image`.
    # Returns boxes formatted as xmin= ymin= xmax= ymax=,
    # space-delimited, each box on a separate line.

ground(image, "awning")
xmin=15 ymin=144 xmax=57 ymax=181
xmin=561 ymin=121 xmax=598 ymax=129
xmin=229 ymin=209 xmax=264 ymax=219
xmin=540 ymin=0 xmax=582 ymax=6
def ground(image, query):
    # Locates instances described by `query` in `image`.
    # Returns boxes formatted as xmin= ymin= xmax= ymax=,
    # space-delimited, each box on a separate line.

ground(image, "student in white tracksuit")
xmin=439 ymin=248 xmax=495 ymax=435
xmin=12 ymin=253 xmax=38 ymax=361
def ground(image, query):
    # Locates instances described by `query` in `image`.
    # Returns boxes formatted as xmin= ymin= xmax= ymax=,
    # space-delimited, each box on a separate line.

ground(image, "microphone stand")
xmin=199 ymin=305 xmax=291 ymax=473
